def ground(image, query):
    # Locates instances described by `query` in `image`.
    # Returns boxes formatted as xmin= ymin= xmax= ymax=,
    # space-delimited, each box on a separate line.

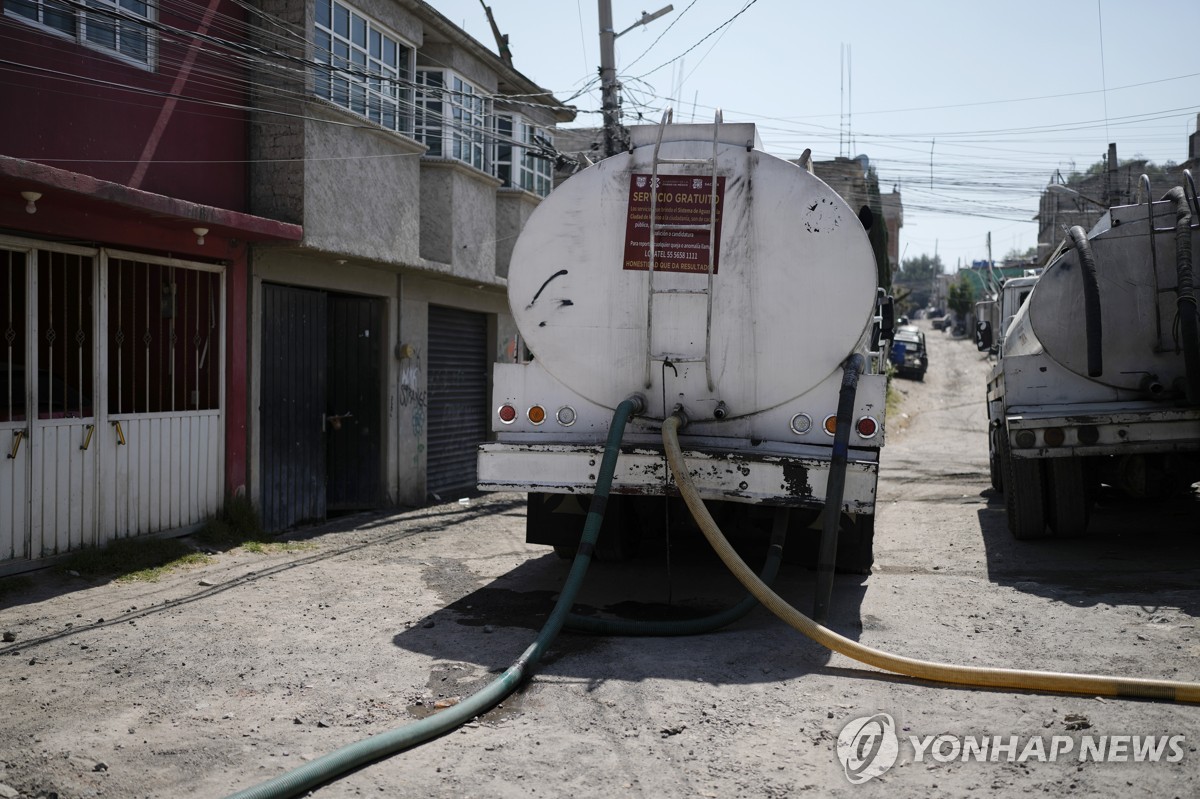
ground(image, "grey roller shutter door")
xmin=426 ymin=305 xmax=488 ymax=498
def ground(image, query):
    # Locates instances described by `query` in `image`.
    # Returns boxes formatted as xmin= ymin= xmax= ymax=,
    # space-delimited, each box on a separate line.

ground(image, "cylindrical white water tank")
xmin=508 ymin=126 xmax=878 ymax=419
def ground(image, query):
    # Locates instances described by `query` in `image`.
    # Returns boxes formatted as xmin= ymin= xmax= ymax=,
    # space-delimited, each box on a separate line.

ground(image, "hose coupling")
xmin=670 ymin=403 xmax=690 ymax=429
xmin=623 ymin=393 xmax=647 ymax=416
xmin=713 ymin=401 xmax=728 ymax=420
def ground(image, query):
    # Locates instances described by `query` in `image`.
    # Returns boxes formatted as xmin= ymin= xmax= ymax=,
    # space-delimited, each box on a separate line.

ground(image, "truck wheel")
xmin=1001 ymin=439 xmax=1049 ymax=539
xmin=834 ymin=514 xmax=875 ymax=575
xmin=988 ymin=426 xmax=1004 ymax=494
xmin=1046 ymin=458 xmax=1091 ymax=537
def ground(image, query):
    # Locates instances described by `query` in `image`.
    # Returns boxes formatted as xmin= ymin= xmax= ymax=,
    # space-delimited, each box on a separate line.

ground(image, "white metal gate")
xmin=0 ymin=237 xmax=225 ymax=571
xmin=1 ymin=246 xmax=33 ymax=561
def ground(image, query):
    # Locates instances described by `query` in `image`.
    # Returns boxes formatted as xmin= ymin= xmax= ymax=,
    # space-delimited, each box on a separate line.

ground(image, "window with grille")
xmin=1 ymin=249 xmax=96 ymax=422
xmin=36 ymin=251 xmax=95 ymax=420
xmin=1 ymin=249 xmax=29 ymax=423
xmin=107 ymin=258 xmax=221 ymax=414
xmin=5 ymin=0 xmax=152 ymax=66
xmin=415 ymin=69 xmax=489 ymax=172
xmin=313 ymin=0 xmax=413 ymax=134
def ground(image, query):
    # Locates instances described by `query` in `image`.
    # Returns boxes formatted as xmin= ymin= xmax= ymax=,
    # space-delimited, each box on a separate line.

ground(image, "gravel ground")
xmin=1 ymin=323 xmax=1198 ymax=799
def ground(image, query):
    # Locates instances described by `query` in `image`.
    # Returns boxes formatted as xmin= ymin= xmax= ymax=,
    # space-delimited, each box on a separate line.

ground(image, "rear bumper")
xmin=478 ymin=442 xmax=879 ymax=513
xmin=1006 ymin=405 xmax=1200 ymax=458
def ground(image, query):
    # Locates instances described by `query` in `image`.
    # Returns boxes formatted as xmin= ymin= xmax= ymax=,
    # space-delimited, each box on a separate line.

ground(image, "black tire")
xmin=1001 ymin=438 xmax=1049 ymax=539
xmin=1046 ymin=457 xmax=1091 ymax=537
xmin=988 ymin=425 xmax=1004 ymax=494
xmin=834 ymin=514 xmax=875 ymax=575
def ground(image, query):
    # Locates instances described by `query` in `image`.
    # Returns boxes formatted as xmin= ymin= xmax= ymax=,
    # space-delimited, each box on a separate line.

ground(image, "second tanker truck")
xmin=979 ymin=176 xmax=1200 ymax=538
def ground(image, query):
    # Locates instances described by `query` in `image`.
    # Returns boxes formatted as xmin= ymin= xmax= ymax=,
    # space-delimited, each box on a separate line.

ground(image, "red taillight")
xmin=856 ymin=416 xmax=879 ymax=438
xmin=498 ymin=404 xmax=517 ymax=424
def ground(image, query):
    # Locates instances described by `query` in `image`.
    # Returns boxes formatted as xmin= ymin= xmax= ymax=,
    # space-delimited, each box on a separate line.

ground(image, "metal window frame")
xmin=312 ymin=0 xmax=414 ymax=134
xmin=416 ymin=68 xmax=491 ymax=173
xmin=3 ymin=0 xmax=156 ymax=70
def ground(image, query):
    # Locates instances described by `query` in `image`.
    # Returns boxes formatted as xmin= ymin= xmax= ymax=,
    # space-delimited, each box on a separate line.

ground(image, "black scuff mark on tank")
xmin=781 ymin=463 xmax=812 ymax=498
xmin=804 ymin=197 xmax=841 ymax=234
xmin=537 ymin=298 xmax=574 ymax=328
xmin=527 ymin=269 xmax=568 ymax=309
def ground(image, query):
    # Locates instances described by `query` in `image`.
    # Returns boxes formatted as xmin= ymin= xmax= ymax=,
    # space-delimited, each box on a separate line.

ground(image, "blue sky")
xmin=430 ymin=0 xmax=1200 ymax=271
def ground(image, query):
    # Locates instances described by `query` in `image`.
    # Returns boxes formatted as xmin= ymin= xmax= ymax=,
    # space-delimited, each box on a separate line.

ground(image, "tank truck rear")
xmin=978 ymin=176 xmax=1200 ymax=538
xmin=478 ymin=114 xmax=894 ymax=572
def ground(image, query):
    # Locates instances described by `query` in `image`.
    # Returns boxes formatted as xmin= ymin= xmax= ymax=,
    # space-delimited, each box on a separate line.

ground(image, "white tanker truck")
xmin=979 ymin=176 xmax=1200 ymax=539
xmin=477 ymin=114 xmax=893 ymax=590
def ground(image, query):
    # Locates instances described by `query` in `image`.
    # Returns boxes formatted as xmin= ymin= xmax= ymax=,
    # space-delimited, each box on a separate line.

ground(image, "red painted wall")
xmin=0 ymin=0 xmax=289 ymax=501
xmin=0 ymin=0 xmax=249 ymax=211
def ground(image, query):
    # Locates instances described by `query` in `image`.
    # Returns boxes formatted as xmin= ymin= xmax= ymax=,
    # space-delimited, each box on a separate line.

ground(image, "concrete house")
xmin=0 ymin=0 xmax=574 ymax=572
xmin=245 ymin=0 xmax=574 ymax=530
xmin=0 ymin=0 xmax=302 ymax=574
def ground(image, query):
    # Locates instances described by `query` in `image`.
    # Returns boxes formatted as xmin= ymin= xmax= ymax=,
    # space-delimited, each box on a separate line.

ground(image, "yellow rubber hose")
xmin=661 ymin=414 xmax=1200 ymax=704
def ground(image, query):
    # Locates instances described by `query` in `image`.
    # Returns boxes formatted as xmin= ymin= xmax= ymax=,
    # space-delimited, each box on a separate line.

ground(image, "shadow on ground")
xmin=391 ymin=529 xmax=872 ymax=687
xmin=978 ymin=486 xmax=1200 ymax=616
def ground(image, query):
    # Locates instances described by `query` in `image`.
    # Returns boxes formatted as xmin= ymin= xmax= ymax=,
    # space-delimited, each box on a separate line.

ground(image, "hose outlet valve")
xmin=713 ymin=401 xmax=728 ymax=420
xmin=671 ymin=403 xmax=690 ymax=429
xmin=1139 ymin=374 xmax=1165 ymax=397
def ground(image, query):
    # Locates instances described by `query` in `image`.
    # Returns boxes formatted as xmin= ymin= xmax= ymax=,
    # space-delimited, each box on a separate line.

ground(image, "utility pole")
xmin=1105 ymin=142 xmax=1117 ymax=207
xmin=597 ymin=1 xmax=673 ymax=157
xmin=479 ymin=1 xmax=512 ymax=67
xmin=598 ymin=0 xmax=619 ymax=157
xmin=987 ymin=231 xmax=999 ymax=294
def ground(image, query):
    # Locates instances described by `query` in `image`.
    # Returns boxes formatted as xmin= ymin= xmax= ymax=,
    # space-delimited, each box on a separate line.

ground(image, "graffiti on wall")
xmin=399 ymin=347 xmax=427 ymax=437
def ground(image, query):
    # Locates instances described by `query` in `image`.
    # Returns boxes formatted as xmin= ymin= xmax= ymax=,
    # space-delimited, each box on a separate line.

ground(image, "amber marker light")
xmin=527 ymin=405 xmax=547 ymax=425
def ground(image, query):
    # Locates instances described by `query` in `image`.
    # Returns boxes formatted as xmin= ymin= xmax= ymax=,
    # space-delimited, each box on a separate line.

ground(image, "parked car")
xmin=889 ymin=326 xmax=928 ymax=380
xmin=931 ymin=313 xmax=954 ymax=332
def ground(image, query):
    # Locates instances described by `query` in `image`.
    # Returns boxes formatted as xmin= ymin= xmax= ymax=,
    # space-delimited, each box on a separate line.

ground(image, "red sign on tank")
xmin=623 ymin=173 xmax=725 ymax=274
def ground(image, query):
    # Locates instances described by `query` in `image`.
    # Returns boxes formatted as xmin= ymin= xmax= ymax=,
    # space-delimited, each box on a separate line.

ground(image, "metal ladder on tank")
xmin=644 ymin=108 xmax=723 ymax=391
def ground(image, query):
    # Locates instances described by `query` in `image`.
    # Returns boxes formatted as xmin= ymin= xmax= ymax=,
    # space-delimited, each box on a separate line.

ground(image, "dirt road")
xmin=2 ymin=323 xmax=1198 ymax=798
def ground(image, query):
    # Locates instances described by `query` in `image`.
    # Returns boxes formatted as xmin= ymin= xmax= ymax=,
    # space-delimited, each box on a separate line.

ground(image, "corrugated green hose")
xmin=223 ymin=398 xmax=640 ymax=799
